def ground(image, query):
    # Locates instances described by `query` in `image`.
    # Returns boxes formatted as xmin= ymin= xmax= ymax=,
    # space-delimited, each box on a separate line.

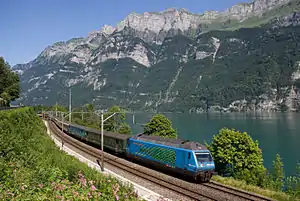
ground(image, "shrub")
xmin=206 ymin=128 xmax=266 ymax=186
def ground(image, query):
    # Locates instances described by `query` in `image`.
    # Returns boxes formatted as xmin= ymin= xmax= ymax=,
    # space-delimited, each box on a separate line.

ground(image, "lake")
xmin=127 ymin=112 xmax=300 ymax=177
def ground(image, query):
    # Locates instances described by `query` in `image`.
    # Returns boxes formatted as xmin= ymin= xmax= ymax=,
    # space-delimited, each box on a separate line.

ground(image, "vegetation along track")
xmin=48 ymin=119 xmax=276 ymax=201
xmin=202 ymin=182 xmax=276 ymax=201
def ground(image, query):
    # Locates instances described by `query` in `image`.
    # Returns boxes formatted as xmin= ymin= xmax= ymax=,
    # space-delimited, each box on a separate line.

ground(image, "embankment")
xmin=0 ymin=107 xmax=140 ymax=200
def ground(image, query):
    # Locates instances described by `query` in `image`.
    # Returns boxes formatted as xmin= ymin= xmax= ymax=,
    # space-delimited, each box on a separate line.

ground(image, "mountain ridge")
xmin=12 ymin=0 xmax=300 ymax=112
xmin=13 ymin=0 xmax=293 ymax=72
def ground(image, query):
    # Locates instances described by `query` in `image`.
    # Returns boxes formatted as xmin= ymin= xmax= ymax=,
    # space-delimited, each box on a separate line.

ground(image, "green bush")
xmin=143 ymin=114 xmax=177 ymax=139
xmin=205 ymin=128 xmax=266 ymax=186
xmin=206 ymin=127 xmax=300 ymax=198
xmin=0 ymin=107 xmax=140 ymax=200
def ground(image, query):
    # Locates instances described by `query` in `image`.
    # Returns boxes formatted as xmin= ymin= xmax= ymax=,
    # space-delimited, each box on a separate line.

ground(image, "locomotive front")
xmin=193 ymin=150 xmax=216 ymax=182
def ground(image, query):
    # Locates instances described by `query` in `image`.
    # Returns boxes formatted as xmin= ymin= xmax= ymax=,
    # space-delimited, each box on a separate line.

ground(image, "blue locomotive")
xmin=52 ymin=117 xmax=216 ymax=182
xmin=127 ymin=134 xmax=216 ymax=182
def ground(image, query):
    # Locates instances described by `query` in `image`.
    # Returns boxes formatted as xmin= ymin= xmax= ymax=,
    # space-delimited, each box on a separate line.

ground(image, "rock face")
xmin=225 ymin=0 xmax=291 ymax=19
xmin=13 ymin=0 xmax=300 ymax=112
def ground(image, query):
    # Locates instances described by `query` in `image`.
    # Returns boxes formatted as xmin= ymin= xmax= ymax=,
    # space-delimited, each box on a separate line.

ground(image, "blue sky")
xmin=1 ymin=0 xmax=246 ymax=66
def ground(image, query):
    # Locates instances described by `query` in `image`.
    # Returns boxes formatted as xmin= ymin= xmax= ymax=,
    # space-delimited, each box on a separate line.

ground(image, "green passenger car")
xmin=66 ymin=123 xmax=130 ymax=154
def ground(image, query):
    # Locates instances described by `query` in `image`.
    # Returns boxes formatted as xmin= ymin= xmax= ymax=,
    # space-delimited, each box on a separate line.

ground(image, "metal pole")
xmin=132 ymin=112 xmax=135 ymax=124
xmin=62 ymin=114 xmax=64 ymax=132
xmin=56 ymin=101 xmax=58 ymax=117
xmin=62 ymin=114 xmax=64 ymax=148
xmin=101 ymin=111 xmax=104 ymax=171
xmin=69 ymin=88 xmax=72 ymax=122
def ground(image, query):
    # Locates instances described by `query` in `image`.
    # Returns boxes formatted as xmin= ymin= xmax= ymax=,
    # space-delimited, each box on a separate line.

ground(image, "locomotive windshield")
xmin=195 ymin=152 xmax=212 ymax=163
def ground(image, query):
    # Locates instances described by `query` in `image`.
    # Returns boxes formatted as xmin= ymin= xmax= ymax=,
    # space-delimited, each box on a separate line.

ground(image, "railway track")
xmin=48 ymin=119 xmax=276 ymax=201
xmin=202 ymin=182 xmax=275 ymax=201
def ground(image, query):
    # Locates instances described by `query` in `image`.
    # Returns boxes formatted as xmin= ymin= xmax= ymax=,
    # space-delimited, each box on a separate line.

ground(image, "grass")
xmin=212 ymin=175 xmax=300 ymax=201
xmin=0 ymin=107 xmax=142 ymax=201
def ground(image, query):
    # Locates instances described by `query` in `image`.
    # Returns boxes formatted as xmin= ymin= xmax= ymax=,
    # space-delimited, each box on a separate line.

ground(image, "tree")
xmin=51 ymin=104 xmax=68 ymax=113
xmin=84 ymin=104 xmax=94 ymax=112
xmin=103 ymin=105 xmax=131 ymax=135
xmin=206 ymin=128 xmax=266 ymax=185
xmin=271 ymin=154 xmax=285 ymax=191
xmin=32 ymin=105 xmax=52 ymax=112
xmin=0 ymin=57 xmax=20 ymax=106
xmin=118 ymin=123 xmax=131 ymax=135
xmin=80 ymin=104 xmax=99 ymax=128
xmin=143 ymin=114 xmax=177 ymax=139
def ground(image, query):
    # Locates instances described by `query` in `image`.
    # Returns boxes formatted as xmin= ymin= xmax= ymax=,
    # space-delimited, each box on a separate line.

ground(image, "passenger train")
xmin=50 ymin=116 xmax=216 ymax=182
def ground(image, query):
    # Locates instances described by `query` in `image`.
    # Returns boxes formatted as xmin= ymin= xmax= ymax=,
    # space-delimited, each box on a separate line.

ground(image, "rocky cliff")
xmin=13 ymin=0 xmax=300 ymax=112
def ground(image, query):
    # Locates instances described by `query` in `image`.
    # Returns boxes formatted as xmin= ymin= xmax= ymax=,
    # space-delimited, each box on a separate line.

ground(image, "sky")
xmin=1 ymin=0 xmax=246 ymax=66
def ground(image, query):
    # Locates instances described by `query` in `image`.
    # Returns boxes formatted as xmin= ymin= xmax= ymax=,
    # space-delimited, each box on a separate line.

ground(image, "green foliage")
xmin=70 ymin=104 xmax=100 ymax=129
xmin=118 ymin=123 xmax=132 ymax=135
xmin=286 ymin=162 xmax=300 ymax=198
xmin=206 ymin=127 xmax=300 ymax=197
xmin=103 ymin=105 xmax=131 ymax=135
xmin=206 ymin=128 xmax=266 ymax=186
xmin=270 ymin=154 xmax=285 ymax=191
xmin=84 ymin=103 xmax=94 ymax=112
xmin=0 ymin=57 xmax=20 ymax=106
xmin=32 ymin=105 xmax=52 ymax=112
xmin=69 ymin=104 xmax=132 ymax=134
xmin=143 ymin=114 xmax=177 ymax=139
xmin=51 ymin=104 xmax=68 ymax=113
xmin=0 ymin=107 xmax=140 ymax=200
xmin=212 ymin=175 xmax=297 ymax=201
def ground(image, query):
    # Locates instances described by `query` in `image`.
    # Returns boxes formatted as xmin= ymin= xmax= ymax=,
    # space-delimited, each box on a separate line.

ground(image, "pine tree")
xmin=271 ymin=154 xmax=285 ymax=191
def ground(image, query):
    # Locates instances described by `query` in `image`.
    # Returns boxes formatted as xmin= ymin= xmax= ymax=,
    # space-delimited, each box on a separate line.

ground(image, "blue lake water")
xmin=127 ymin=112 xmax=300 ymax=177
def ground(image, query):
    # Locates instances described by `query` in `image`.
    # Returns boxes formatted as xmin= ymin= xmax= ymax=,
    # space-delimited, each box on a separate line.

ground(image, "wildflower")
xmin=98 ymin=192 xmax=102 ymax=196
xmin=72 ymin=191 xmax=79 ymax=197
xmin=115 ymin=183 xmax=119 ymax=192
xmin=115 ymin=195 xmax=119 ymax=200
xmin=56 ymin=195 xmax=63 ymax=199
xmin=56 ymin=183 xmax=66 ymax=191
xmin=38 ymin=184 xmax=44 ymax=188
xmin=79 ymin=177 xmax=87 ymax=187
xmin=90 ymin=185 xmax=97 ymax=191
xmin=20 ymin=186 xmax=25 ymax=191
xmin=6 ymin=191 xmax=14 ymax=197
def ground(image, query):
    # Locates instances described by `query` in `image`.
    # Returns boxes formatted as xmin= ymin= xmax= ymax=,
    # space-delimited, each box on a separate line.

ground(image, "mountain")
xmin=13 ymin=0 xmax=300 ymax=112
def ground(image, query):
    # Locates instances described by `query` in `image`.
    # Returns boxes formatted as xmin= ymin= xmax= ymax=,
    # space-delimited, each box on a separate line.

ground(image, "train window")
xmin=195 ymin=153 xmax=212 ymax=163
xmin=188 ymin=152 xmax=191 ymax=159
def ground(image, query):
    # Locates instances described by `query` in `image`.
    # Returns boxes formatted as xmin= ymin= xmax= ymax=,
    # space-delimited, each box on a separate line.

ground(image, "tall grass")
xmin=212 ymin=176 xmax=300 ymax=201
